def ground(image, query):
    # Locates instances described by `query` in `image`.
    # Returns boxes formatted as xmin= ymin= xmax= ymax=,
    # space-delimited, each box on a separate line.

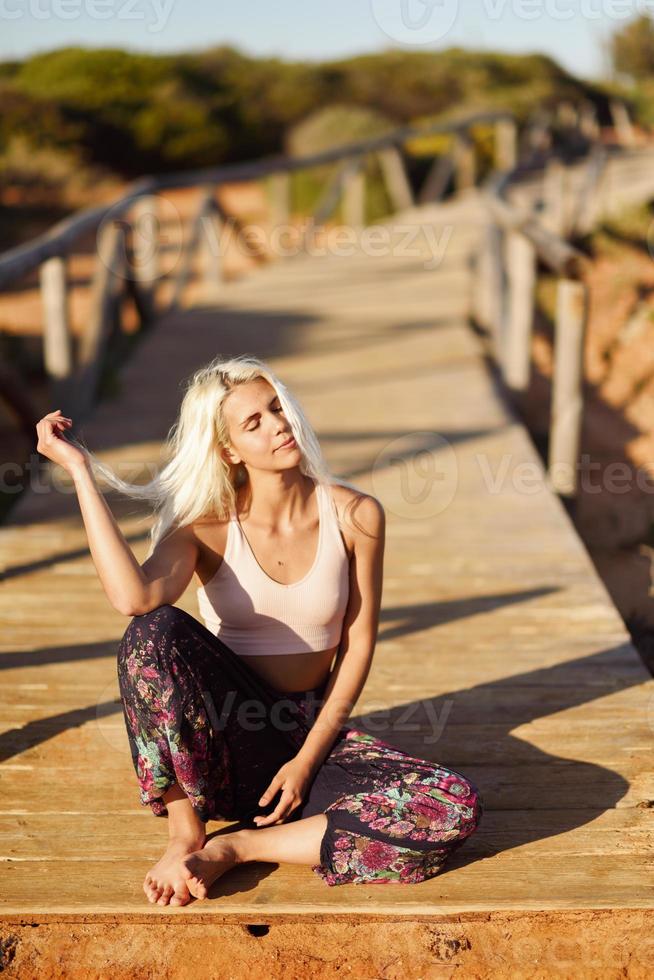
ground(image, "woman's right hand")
xmin=36 ymin=409 xmax=87 ymax=474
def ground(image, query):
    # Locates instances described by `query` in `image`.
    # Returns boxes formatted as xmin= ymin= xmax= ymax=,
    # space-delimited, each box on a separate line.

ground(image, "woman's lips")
xmin=276 ymin=436 xmax=296 ymax=450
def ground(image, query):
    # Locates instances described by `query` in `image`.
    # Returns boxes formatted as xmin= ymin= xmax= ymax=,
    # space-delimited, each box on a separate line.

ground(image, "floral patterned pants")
xmin=117 ymin=604 xmax=483 ymax=886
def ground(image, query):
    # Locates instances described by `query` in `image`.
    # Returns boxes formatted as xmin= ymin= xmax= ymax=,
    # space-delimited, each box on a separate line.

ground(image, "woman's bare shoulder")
xmin=327 ymin=483 xmax=385 ymax=538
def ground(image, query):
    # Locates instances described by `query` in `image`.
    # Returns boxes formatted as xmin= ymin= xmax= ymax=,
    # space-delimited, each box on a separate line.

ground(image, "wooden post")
xmin=309 ymin=159 xmax=356 ymax=228
xmin=342 ymin=161 xmax=365 ymax=229
xmin=478 ymin=222 xmax=505 ymax=360
xmin=268 ymin=172 xmax=290 ymax=231
xmin=200 ymin=207 xmax=223 ymax=288
xmin=130 ymin=194 xmax=159 ymax=320
xmin=494 ymin=118 xmax=517 ymax=171
xmin=503 ymin=231 xmax=536 ymax=391
xmin=169 ymin=186 xmax=216 ymax=308
xmin=579 ymin=102 xmax=600 ymax=142
xmin=526 ymin=117 xmax=551 ymax=154
xmin=609 ymin=100 xmax=636 ymax=148
xmin=453 ymin=132 xmax=476 ymax=192
xmin=377 ymin=146 xmax=413 ymax=212
xmin=74 ymin=219 xmax=127 ymax=418
xmin=40 ymin=256 xmax=72 ymax=381
xmin=548 ymin=277 xmax=587 ymax=498
xmin=556 ymin=101 xmax=577 ymax=129
xmin=542 ymin=158 xmax=567 ymax=236
xmin=418 ymin=154 xmax=455 ymax=204
xmin=571 ymin=149 xmax=607 ymax=236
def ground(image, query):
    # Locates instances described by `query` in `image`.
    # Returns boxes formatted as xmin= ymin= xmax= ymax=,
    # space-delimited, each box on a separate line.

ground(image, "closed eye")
xmin=247 ymin=406 xmax=284 ymax=430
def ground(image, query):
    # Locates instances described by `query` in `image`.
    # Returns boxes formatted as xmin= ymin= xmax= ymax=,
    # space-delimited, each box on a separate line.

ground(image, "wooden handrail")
xmin=0 ymin=109 xmax=514 ymax=291
xmin=6 ymin=98 xmax=638 ymax=456
xmin=483 ymin=179 xmax=589 ymax=280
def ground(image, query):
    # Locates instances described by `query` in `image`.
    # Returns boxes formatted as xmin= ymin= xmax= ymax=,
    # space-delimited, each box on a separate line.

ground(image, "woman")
xmin=35 ymin=354 xmax=482 ymax=907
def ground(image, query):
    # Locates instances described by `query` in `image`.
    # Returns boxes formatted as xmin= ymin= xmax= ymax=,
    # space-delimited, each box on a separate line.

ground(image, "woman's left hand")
xmin=253 ymin=756 xmax=316 ymax=827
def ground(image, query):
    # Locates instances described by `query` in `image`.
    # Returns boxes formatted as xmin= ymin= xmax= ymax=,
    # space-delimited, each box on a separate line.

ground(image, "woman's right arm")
xmin=36 ymin=410 xmax=198 ymax=616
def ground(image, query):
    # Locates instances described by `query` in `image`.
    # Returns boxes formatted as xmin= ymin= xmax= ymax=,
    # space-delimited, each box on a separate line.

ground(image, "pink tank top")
xmin=196 ymin=480 xmax=350 ymax=656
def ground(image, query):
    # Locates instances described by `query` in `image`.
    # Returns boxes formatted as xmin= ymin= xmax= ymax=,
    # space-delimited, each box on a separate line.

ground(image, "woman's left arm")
xmin=295 ymin=492 xmax=386 ymax=771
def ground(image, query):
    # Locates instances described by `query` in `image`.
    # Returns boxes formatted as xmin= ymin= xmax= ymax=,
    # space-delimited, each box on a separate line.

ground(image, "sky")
xmin=0 ymin=0 xmax=647 ymax=80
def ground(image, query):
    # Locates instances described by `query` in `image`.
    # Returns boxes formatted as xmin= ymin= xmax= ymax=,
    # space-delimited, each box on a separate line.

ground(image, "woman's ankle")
xmin=161 ymin=784 xmax=206 ymax=847
xmin=167 ymin=825 xmax=206 ymax=850
xmin=206 ymin=829 xmax=250 ymax=865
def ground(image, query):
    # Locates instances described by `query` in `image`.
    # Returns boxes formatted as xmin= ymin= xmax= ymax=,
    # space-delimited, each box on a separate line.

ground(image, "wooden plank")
xmin=1 ymin=853 xmax=652 ymax=915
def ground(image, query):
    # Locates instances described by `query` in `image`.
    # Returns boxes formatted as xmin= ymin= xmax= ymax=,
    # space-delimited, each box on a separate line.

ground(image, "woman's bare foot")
xmin=144 ymin=832 xmax=207 ymax=907
xmin=181 ymin=833 xmax=243 ymax=900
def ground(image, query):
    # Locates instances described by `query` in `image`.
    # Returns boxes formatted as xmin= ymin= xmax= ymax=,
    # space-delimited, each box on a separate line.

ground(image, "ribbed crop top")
xmin=196 ymin=480 xmax=350 ymax=656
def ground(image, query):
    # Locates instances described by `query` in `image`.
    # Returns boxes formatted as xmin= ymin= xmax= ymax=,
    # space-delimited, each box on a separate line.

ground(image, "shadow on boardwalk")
xmin=0 ymin=628 xmax=633 ymax=868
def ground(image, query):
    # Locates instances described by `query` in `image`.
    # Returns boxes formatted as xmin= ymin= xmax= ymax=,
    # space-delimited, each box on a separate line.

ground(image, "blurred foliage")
xmin=611 ymin=15 xmax=654 ymax=83
xmin=286 ymin=104 xmax=395 ymax=156
xmin=286 ymin=104 xmax=395 ymax=225
xmin=0 ymin=43 xmax=615 ymax=184
xmin=0 ymin=134 xmax=112 ymax=199
xmin=584 ymin=200 xmax=654 ymax=260
xmin=607 ymin=14 xmax=654 ymax=127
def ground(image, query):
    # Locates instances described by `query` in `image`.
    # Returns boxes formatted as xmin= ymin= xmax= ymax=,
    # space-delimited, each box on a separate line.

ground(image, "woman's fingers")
xmin=258 ymin=775 xmax=282 ymax=807
xmin=44 ymin=411 xmax=72 ymax=421
xmin=254 ymin=789 xmax=296 ymax=827
xmin=36 ymin=414 xmax=72 ymax=441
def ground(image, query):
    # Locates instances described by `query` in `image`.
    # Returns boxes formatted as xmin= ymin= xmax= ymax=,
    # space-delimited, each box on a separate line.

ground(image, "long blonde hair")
xmin=71 ymin=354 xmax=360 ymax=558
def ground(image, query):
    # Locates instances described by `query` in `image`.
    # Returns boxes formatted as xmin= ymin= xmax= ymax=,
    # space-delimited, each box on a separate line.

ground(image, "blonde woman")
xmin=36 ymin=354 xmax=482 ymax=907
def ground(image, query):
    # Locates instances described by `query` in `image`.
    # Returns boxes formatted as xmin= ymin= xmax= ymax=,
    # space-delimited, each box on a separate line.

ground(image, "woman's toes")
xmin=181 ymin=860 xmax=205 ymax=898
xmin=143 ymin=878 xmax=157 ymax=902
xmin=169 ymin=887 xmax=191 ymax=907
xmin=157 ymin=885 xmax=174 ymax=906
xmin=181 ymin=863 xmax=200 ymax=887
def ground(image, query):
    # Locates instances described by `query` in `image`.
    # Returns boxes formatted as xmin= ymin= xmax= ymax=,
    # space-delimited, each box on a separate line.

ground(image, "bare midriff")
xmin=239 ymin=646 xmax=338 ymax=694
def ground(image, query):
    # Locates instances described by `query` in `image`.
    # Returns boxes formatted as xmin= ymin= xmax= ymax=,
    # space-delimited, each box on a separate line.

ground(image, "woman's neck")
xmin=236 ymin=472 xmax=315 ymax=529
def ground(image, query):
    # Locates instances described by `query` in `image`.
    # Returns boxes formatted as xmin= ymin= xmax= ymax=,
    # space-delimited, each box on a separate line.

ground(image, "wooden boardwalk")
xmin=1 ymin=191 xmax=653 ymax=977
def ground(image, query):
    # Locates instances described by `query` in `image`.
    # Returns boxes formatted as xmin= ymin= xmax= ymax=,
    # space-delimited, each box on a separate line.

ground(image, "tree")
xmin=611 ymin=15 xmax=654 ymax=82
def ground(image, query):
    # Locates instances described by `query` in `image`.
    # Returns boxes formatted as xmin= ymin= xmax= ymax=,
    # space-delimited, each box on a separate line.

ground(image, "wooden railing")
xmin=0 ymin=97 xmax=636 ymax=471
xmin=475 ymin=134 xmax=654 ymax=499
xmin=475 ymin=169 xmax=591 ymax=499
xmin=1 ymin=108 xmax=523 ymax=422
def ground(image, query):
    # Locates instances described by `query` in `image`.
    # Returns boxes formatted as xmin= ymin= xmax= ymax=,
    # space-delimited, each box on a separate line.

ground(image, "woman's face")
xmin=221 ymin=378 xmax=300 ymax=472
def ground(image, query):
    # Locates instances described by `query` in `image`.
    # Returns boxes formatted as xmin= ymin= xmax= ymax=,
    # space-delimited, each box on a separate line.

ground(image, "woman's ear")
xmin=221 ymin=445 xmax=241 ymax=467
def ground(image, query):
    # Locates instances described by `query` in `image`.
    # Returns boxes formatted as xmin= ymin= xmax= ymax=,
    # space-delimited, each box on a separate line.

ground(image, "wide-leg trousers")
xmin=117 ymin=603 xmax=483 ymax=886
